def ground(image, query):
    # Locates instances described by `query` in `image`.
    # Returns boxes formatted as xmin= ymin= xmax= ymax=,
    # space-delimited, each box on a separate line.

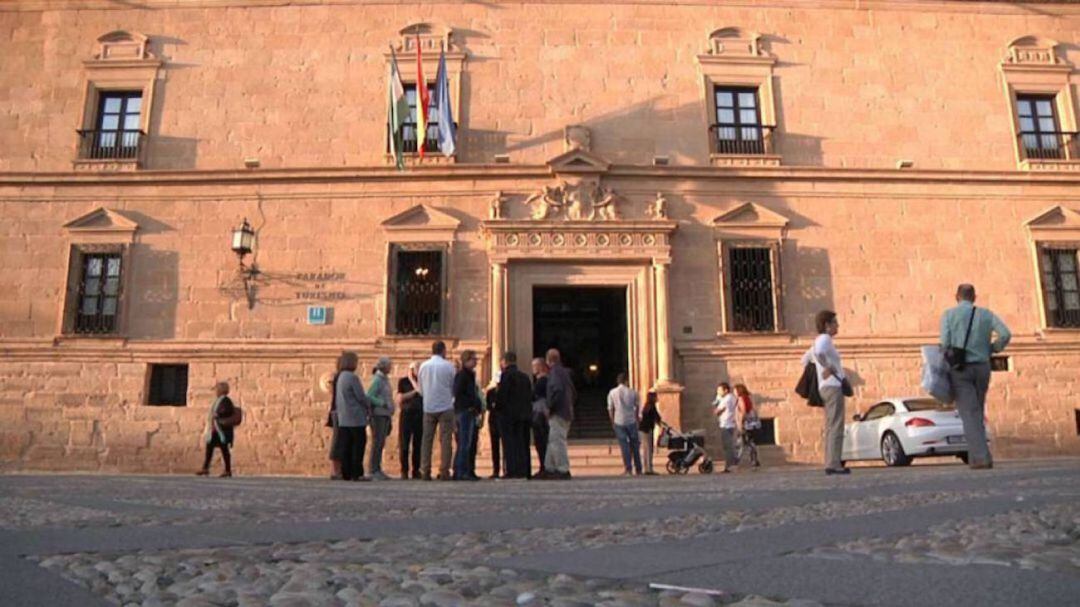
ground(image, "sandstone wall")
xmin=1 ymin=1 xmax=1078 ymax=171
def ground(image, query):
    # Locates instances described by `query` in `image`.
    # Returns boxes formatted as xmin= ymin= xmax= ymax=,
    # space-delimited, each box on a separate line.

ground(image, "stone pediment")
xmin=381 ymin=204 xmax=460 ymax=242
xmin=547 ymin=148 xmax=611 ymax=175
xmin=63 ymin=207 xmax=139 ymax=242
xmin=1025 ymin=205 xmax=1080 ymax=241
xmin=712 ymin=202 xmax=789 ymax=240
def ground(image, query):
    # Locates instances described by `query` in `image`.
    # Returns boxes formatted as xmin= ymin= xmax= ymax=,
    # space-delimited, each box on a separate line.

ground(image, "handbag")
xmin=841 ymin=377 xmax=854 ymax=398
xmin=795 ymin=362 xmax=824 ymax=407
xmin=945 ymin=307 xmax=977 ymax=371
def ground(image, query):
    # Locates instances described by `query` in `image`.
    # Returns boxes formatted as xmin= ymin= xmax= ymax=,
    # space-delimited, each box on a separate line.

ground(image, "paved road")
xmin=1 ymin=459 xmax=1077 ymax=606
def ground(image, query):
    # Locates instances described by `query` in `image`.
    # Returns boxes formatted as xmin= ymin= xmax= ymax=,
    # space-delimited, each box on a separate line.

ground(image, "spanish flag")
xmin=415 ymin=34 xmax=431 ymax=159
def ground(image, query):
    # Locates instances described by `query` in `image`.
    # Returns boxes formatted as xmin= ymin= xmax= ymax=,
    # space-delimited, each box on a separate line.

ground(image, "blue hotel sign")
xmin=307 ymin=306 xmax=329 ymax=325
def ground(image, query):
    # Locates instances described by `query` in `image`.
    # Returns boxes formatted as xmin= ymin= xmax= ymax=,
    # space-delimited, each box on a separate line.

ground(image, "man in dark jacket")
xmin=543 ymin=348 xmax=575 ymax=479
xmin=452 ymin=350 xmax=482 ymax=481
xmin=495 ymin=351 xmax=533 ymax=479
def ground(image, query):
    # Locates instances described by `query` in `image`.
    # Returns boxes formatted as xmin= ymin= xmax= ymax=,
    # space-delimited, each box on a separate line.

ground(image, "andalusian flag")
xmin=415 ymin=35 xmax=431 ymax=159
xmin=387 ymin=47 xmax=409 ymax=170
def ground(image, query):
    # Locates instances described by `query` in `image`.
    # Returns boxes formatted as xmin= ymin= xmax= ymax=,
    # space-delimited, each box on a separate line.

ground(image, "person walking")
xmin=396 ymin=362 xmax=424 ymax=480
xmin=418 ymin=341 xmax=456 ymax=481
xmin=333 ymin=351 xmax=371 ymax=481
xmin=734 ymin=383 xmax=761 ymax=468
xmin=366 ymin=357 xmax=395 ymax=480
xmin=530 ymin=358 xmax=550 ymax=478
xmin=713 ymin=382 xmax=738 ymax=473
xmin=940 ymin=284 xmax=1011 ymax=470
xmin=496 ymin=351 xmax=534 ymax=479
xmin=802 ymin=310 xmax=849 ymax=475
xmin=542 ymin=348 xmax=575 ymax=480
xmin=484 ymin=374 xmax=504 ymax=479
xmin=607 ymin=373 xmax=642 ymax=476
xmin=639 ymin=390 xmax=662 ymax=475
xmin=196 ymin=381 xmax=237 ymax=478
xmin=452 ymin=350 xmax=483 ymax=481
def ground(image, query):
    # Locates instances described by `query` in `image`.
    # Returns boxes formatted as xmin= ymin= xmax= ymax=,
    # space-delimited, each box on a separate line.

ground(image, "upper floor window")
xmin=1039 ymin=247 xmax=1080 ymax=328
xmin=389 ymin=246 xmax=446 ymax=335
xmin=712 ymin=86 xmax=772 ymax=156
xmin=79 ymin=91 xmax=144 ymax=161
xmin=401 ymin=83 xmax=440 ymax=155
xmin=75 ymin=251 xmax=124 ymax=334
xmin=1017 ymin=94 xmax=1070 ymax=160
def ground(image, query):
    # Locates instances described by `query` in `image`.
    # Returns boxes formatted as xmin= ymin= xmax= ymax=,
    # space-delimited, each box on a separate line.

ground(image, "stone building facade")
xmin=1 ymin=0 xmax=1079 ymax=474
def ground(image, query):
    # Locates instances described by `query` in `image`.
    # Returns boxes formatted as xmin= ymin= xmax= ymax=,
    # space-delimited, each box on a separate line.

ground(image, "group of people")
xmin=326 ymin=341 xmax=578 ymax=481
xmin=194 ymin=283 xmax=1010 ymax=479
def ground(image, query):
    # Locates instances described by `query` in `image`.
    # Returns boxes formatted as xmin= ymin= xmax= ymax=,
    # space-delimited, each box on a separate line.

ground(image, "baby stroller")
xmin=657 ymin=421 xmax=714 ymax=474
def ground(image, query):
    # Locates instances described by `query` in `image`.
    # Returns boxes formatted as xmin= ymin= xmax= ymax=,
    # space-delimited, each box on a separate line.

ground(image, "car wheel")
xmin=699 ymin=460 xmax=714 ymax=474
xmin=881 ymin=432 xmax=912 ymax=467
xmin=957 ymin=453 xmax=969 ymax=465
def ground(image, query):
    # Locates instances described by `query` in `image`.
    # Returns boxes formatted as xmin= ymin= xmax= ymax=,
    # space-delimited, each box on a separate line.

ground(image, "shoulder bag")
xmin=945 ymin=307 xmax=976 ymax=371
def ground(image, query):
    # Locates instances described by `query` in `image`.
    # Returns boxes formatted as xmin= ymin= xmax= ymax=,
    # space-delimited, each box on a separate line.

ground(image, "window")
xmin=390 ymin=84 xmax=442 ymax=155
xmin=728 ymin=246 xmax=776 ymax=332
xmin=1039 ymin=247 xmax=1080 ymax=328
xmin=864 ymin=403 xmax=895 ymax=421
xmin=756 ymin=418 xmax=776 ymax=446
xmin=74 ymin=251 xmax=123 ymax=334
xmin=712 ymin=86 xmax=768 ymax=155
xmin=389 ymin=247 xmax=445 ymax=335
xmin=1017 ymin=95 xmax=1066 ymax=160
xmin=79 ymin=91 xmax=144 ymax=160
xmin=147 ymin=364 xmax=189 ymax=406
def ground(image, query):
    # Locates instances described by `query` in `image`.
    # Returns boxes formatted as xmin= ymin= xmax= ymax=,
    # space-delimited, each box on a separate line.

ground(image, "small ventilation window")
xmin=756 ymin=418 xmax=777 ymax=446
xmin=147 ymin=364 xmax=189 ymax=406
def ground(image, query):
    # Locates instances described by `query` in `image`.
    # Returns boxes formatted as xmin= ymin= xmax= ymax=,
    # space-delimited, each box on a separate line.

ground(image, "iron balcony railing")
xmin=1019 ymin=130 xmax=1079 ymax=161
xmin=709 ymin=124 xmax=775 ymax=156
xmin=395 ymin=121 xmax=458 ymax=155
xmin=77 ymin=129 xmax=145 ymax=161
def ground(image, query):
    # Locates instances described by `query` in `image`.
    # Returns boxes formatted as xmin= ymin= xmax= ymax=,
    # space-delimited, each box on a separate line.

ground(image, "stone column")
xmin=652 ymin=260 xmax=683 ymax=427
xmin=489 ymin=261 xmax=507 ymax=380
xmin=653 ymin=260 xmax=673 ymax=384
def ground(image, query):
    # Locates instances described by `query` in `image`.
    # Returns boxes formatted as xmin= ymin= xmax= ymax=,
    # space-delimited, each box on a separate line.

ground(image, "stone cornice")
xmin=4 ymin=0 xmax=1078 ymax=16
xmin=4 ymin=164 xmax=1080 ymax=188
xmin=2 ymin=334 xmax=1077 ymax=362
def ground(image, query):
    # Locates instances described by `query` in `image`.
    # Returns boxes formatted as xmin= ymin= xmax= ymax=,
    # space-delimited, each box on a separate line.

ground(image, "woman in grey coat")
xmin=366 ymin=356 xmax=395 ymax=480
xmin=332 ymin=351 xmax=371 ymax=481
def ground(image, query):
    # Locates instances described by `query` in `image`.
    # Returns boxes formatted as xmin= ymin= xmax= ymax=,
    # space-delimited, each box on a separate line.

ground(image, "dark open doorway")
xmin=533 ymin=286 xmax=628 ymax=439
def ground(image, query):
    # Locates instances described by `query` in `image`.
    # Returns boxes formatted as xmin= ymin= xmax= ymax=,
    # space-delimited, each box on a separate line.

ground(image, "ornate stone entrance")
xmin=481 ymin=144 xmax=683 ymax=424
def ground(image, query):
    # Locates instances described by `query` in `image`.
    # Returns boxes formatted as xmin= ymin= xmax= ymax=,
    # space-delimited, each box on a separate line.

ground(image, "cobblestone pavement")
xmin=1 ymin=459 xmax=1079 ymax=607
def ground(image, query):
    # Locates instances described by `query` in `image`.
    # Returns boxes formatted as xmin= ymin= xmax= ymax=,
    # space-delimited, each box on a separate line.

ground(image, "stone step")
xmin=473 ymin=439 xmax=661 ymax=476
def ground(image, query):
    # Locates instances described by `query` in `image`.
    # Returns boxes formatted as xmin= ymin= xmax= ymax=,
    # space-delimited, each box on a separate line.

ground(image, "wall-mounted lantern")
xmin=231 ymin=218 xmax=259 ymax=308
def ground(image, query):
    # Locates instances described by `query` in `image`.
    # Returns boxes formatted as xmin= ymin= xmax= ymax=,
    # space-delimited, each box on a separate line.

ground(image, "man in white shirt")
xmin=606 ymin=373 xmax=642 ymax=476
xmin=713 ymin=382 xmax=737 ymax=472
xmin=418 ymin=340 xmax=456 ymax=480
xmin=800 ymin=310 xmax=849 ymax=475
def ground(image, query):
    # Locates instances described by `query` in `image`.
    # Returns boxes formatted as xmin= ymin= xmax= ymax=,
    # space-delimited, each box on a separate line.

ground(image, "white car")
xmin=841 ymin=397 xmax=987 ymax=467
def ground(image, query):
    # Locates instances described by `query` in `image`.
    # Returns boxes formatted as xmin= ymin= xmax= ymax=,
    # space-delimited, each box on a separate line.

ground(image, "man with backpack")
xmin=939 ymin=284 xmax=1011 ymax=470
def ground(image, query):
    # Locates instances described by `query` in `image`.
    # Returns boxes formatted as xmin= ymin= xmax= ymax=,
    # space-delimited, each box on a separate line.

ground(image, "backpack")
xmin=794 ymin=362 xmax=824 ymax=407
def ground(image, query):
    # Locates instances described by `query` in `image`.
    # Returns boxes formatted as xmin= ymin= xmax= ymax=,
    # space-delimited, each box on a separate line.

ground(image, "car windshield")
xmin=904 ymin=398 xmax=954 ymax=412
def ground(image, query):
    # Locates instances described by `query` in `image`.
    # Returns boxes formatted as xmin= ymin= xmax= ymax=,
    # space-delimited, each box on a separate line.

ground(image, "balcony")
xmin=1019 ymin=131 xmax=1080 ymax=172
xmin=708 ymin=124 xmax=780 ymax=167
xmin=389 ymin=122 xmax=458 ymax=163
xmin=75 ymin=129 xmax=145 ymax=171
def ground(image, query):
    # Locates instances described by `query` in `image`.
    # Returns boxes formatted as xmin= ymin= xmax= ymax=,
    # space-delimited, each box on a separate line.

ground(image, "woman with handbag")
xmin=734 ymin=383 xmax=761 ymax=468
xmin=801 ymin=310 xmax=852 ymax=476
xmin=197 ymin=381 xmax=237 ymax=478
